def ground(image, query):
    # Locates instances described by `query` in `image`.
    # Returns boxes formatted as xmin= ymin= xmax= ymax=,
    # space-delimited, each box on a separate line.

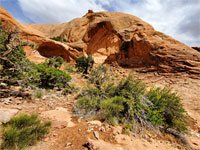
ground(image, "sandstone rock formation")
xmin=27 ymin=11 xmax=200 ymax=74
xmin=1 ymin=6 xmax=200 ymax=74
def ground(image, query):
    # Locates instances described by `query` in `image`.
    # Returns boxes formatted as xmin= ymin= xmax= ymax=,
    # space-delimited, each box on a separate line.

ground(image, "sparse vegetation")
xmin=75 ymin=56 xmax=94 ymax=74
xmin=0 ymin=114 xmax=51 ymax=150
xmin=0 ymin=22 xmax=71 ymax=89
xmin=88 ymin=65 xmax=109 ymax=89
xmin=45 ymin=56 xmax=64 ymax=68
xmin=50 ymin=36 xmax=66 ymax=42
xmin=64 ymin=63 xmax=75 ymax=73
xmin=76 ymin=73 xmax=188 ymax=133
xmin=62 ymin=84 xmax=79 ymax=95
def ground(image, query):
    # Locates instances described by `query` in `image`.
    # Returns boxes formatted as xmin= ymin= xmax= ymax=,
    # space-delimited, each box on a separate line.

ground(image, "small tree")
xmin=75 ymin=55 xmax=94 ymax=74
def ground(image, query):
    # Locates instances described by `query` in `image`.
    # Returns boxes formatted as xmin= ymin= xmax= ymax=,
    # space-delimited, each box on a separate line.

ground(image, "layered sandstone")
xmin=1 ymin=7 xmax=200 ymax=74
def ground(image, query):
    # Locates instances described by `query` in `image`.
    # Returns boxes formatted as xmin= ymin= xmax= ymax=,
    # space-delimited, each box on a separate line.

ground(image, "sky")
xmin=0 ymin=0 xmax=200 ymax=46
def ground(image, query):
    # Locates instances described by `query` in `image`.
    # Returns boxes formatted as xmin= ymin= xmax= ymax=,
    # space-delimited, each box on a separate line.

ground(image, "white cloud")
xmin=18 ymin=0 xmax=106 ymax=23
xmin=104 ymin=0 xmax=200 ymax=46
xmin=18 ymin=0 xmax=200 ymax=46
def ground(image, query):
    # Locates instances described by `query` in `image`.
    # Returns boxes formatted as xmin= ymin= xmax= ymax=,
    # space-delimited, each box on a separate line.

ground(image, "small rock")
xmin=105 ymin=124 xmax=110 ymax=129
xmin=66 ymin=142 xmax=72 ymax=147
xmin=177 ymin=145 xmax=181 ymax=149
xmin=15 ymin=100 xmax=22 ymax=105
xmin=3 ymin=99 xmax=12 ymax=105
xmin=99 ymin=127 xmax=106 ymax=132
xmin=15 ymin=106 xmax=22 ymax=110
xmin=113 ymin=129 xmax=117 ymax=135
xmin=16 ymin=97 xmax=23 ymax=100
xmin=0 ymin=107 xmax=19 ymax=123
xmin=87 ymin=126 xmax=94 ymax=132
xmin=0 ymin=82 xmax=7 ymax=88
xmin=93 ymin=131 xmax=99 ymax=140
xmin=42 ymin=95 xmax=48 ymax=100
xmin=78 ymin=117 xmax=82 ymax=123
xmin=88 ymin=120 xmax=102 ymax=126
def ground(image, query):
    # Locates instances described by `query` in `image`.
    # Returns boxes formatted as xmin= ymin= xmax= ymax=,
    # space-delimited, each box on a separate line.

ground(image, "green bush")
xmin=76 ymin=96 xmax=100 ymax=113
xmin=100 ymin=96 xmax=126 ymax=123
xmin=147 ymin=87 xmax=187 ymax=132
xmin=75 ymin=74 xmax=188 ymax=133
xmin=1 ymin=114 xmax=51 ymax=150
xmin=35 ymin=63 xmax=71 ymax=88
xmin=75 ymin=56 xmax=94 ymax=74
xmin=46 ymin=56 xmax=64 ymax=68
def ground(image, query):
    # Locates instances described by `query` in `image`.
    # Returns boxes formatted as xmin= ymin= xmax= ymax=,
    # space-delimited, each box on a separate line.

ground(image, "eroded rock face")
xmin=1 ymin=6 xmax=200 ymax=74
xmin=30 ymin=11 xmax=200 ymax=74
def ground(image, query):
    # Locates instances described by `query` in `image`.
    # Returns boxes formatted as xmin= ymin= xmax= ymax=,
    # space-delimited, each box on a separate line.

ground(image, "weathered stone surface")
xmin=28 ymin=12 xmax=200 ymax=74
xmin=0 ymin=107 xmax=19 ymax=123
xmin=41 ymin=107 xmax=75 ymax=127
xmin=1 ymin=6 xmax=200 ymax=74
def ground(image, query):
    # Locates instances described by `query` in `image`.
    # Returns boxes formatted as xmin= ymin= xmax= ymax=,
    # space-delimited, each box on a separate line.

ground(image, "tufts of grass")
xmin=0 ymin=114 xmax=51 ymax=150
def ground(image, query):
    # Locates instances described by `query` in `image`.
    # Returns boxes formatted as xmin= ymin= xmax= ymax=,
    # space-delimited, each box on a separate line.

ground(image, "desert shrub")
xmin=75 ymin=56 xmax=94 ymax=74
xmin=76 ymin=96 xmax=100 ymax=113
xmin=147 ymin=87 xmax=187 ymax=132
xmin=113 ymin=74 xmax=146 ymax=99
xmin=45 ymin=56 xmax=64 ymax=68
xmin=88 ymin=65 xmax=109 ymax=89
xmin=1 ymin=114 xmax=51 ymax=150
xmin=0 ymin=25 xmax=71 ymax=89
xmin=100 ymin=96 xmax=126 ymax=123
xmin=50 ymin=36 xmax=66 ymax=42
xmin=35 ymin=63 xmax=71 ymax=88
xmin=76 ymin=75 xmax=147 ymax=124
xmin=75 ymin=74 xmax=188 ymax=134
xmin=62 ymin=84 xmax=79 ymax=95
xmin=35 ymin=90 xmax=43 ymax=99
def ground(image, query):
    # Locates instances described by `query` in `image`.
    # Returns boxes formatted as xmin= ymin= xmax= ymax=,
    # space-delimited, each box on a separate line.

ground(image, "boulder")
xmin=0 ymin=107 xmax=19 ymax=123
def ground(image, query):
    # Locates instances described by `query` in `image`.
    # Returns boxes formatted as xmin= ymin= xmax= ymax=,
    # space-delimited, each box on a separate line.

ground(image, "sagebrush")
xmin=76 ymin=72 xmax=187 ymax=133
xmin=0 ymin=114 xmax=51 ymax=150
